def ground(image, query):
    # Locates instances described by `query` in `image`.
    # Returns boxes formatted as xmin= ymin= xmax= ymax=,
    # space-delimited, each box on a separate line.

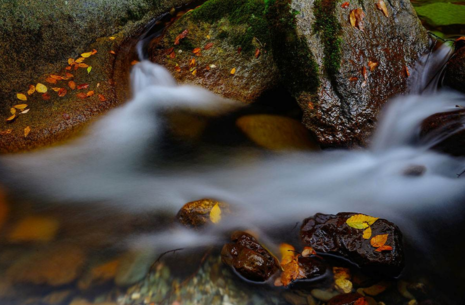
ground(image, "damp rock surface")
xmin=221 ymin=231 xmax=280 ymax=282
xmin=300 ymin=213 xmax=405 ymax=277
xmin=444 ymin=43 xmax=465 ymax=94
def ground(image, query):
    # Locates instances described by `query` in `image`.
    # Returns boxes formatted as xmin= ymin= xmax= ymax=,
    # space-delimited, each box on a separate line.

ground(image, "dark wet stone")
xmin=327 ymin=293 xmax=366 ymax=305
xmin=175 ymin=199 xmax=230 ymax=229
xmin=420 ymin=110 xmax=465 ymax=156
xmin=300 ymin=213 xmax=405 ymax=277
xmin=444 ymin=42 xmax=465 ymax=94
xmin=297 ymin=256 xmax=328 ymax=280
xmin=221 ymin=231 xmax=280 ymax=282
xmin=403 ymin=165 xmax=426 ymax=177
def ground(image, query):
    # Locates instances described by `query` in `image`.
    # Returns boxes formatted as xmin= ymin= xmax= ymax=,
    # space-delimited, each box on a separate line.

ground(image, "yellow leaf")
xmin=279 ymin=243 xmax=295 ymax=265
xmin=6 ymin=115 xmax=16 ymax=122
xmin=371 ymin=234 xmax=388 ymax=248
xmin=333 ymin=267 xmax=351 ymax=280
xmin=363 ymin=227 xmax=372 ymax=239
xmin=81 ymin=52 xmax=92 ymax=58
xmin=109 ymin=36 xmax=116 ymax=40
xmin=209 ymin=203 xmax=221 ymax=224
xmin=52 ymin=87 xmax=61 ymax=92
xmin=350 ymin=10 xmax=357 ymax=27
xmin=68 ymin=58 xmax=75 ymax=65
xmin=27 ymin=85 xmax=35 ymax=95
xmin=231 ymin=68 xmax=236 ymax=75
xmin=192 ymin=69 xmax=197 ymax=76
xmin=36 ymin=83 xmax=48 ymax=93
xmin=346 ymin=214 xmax=379 ymax=229
xmin=17 ymin=93 xmax=27 ymax=101
xmin=75 ymin=57 xmax=85 ymax=63
xmin=376 ymin=0 xmax=389 ymax=17
xmin=301 ymin=246 xmax=316 ymax=257
xmin=10 ymin=108 xmax=16 ymax=115
xmin=335 ymin=278 xmax=353 ymax=294
xmin=24 ymin=126 xmax=31 ymax=138
xmin=14 ymin=104 xmax=28 ymax=111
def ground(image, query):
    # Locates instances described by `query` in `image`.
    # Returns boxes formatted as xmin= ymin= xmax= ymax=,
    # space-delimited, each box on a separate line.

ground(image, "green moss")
xmin=190 ymin=0 xmax=270 ymax=54
xmin=266 ymin=0 xmax=319 ymax=95
xmin=313 ymin=0 xmax=342 ymax=80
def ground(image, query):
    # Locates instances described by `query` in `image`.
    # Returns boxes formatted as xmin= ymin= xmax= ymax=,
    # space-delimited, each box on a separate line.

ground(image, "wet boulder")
xmin=221 ymin=231 xmax=280 ymax=282
xmin=300 ymin=213 xmax=405 ymax=277
xmin=176 ymin=199 xmax=230 ymax=229
xmin=148 ymin=0 xmax=280 ymax=103
xmin=443 ymin=39 xmax=465 ymax=94
xmin=286 ymin=0 xmax=429 ymax=147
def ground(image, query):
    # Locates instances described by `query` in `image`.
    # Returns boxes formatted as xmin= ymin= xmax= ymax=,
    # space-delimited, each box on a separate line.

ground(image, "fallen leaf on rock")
xmin=6 ymin=115 xmax=16 ymax=122
xmin=17 ymin=93 xmax=27 ymax=101
xmin=58 ymin=88 xmax=67 ymax=97
xmin=349 ymin=76 xmax=358 ymax=81
xmin=75 ymin=57 xmax=85 ymax=63
xmin=21 ymin=109 xmax=30 ymax=114
xmin=341 ymin=2 xmax=349 ymax=8
xmin=131 ymin=60 xmax=139 ymax=65
xmin=376 ymin=0 xmax=389 ymax=17
xmin=363 ymin=227 xmax=372 ymax=239
xmin=169 ymin=52 xmax=176 ymax=59
xmin=110 ymin=36 xmax=116 ymax=40
xmin=46 ymin=77 xmax=57 ymax=84
xmin=14 ymin=104 xmax=28 ymax=111
xmin=86 ymin=91 xmax=95 ymax=97
xmin=371 ymin=234 xmax=388 ymax=248
xmin=231 ymin=68 xmax=236 ymax=75
xmin=10 ymin=108 xmax=16 ymax=115
xmin=346 ymin=214 xmax=379 ymax=229
xmin=66 ymin=66 xmax=72 ymax=71
xmin=174 ymin=29 xmax=189 ymax=45
xmin=190 ymin=58 xmax=196 ymax=67
xmin=302 ymin=247 xmax=316 ymax=257
xmin=279 ymin=245 xmax=306 ymax=286
xmin=335 ymin=278 xmax=353 ymax=293
xmin=280 ymin=243 xmax=296 ymax=266
xmin=362 ymin=66 xmax=367 ymax=80
xmin=175 ymin=65 xmax=181 ymax=73
xmin=42 ymin=93 xmax=51 ymax=100
xmin=69 ymin=81 xmax=76 ymax=90
xmin=354 ymin=297 xmax=369 ymax=305
xmin=77 ymin=84 xmax=89 ymax=90
xmin=27 ymin=85 xmax=35 ymax=95
xmin=368 ymin=61 xmax=379 ymax=71
xmin=204 ymin=42 xmax=214 ymax=50
xmin=24 ymin=126 xmax=31 ymax=138
xmin=0 ymin=129 xmax=12 ymax=135
xmin=193 ymin=48 xmax=201 ymax=54
xmin=350 ymin=8 xmax=366 ymax=31
xmin=77 ymin=93 xmax=87 ymax=99
xmin=375 ymin=245 xmax=393 ymax=252
xmin=81 ymin=52 xmax=92 ymax=58
xmin=165 ymin=47 xmax=174 ymax=55
xmin=192 ymin=69 xmax=197 ymax=76
xmin=36 ymin=83 xmax=48 ymax=93
xmin=87 ymin=66 xmax=92 ymax=74
xmin=333 ymin=267 xmax=350 ymax=280
xmin=405 ymin=66 xmax=410 ymax=77
xmin=209 ymin=203 xmax=221 ymax=224
xmin=98 ymin=94 xmax=106 ymax=102
xmin=110 ymin=50 xmax=116 ymax=55
xmin=78 ymin=63 xmax=89 ymax=68
xmin=255 ymin=48 xmax=261 ymax=59
xmin=50 ymin=75 xmax=63 ymax=80
xmin=51 ymin=87 xmax=61 ymax=92
xmin=91 ymin=49 xmax=98 ymax=55
xmin=68 ymin=58 xmax=75 ymax=65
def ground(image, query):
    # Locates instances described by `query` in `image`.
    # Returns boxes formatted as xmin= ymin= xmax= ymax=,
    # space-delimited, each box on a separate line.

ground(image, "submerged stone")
xmin=221 ymin=231 xmax=280 ymax=282
xmin=176 ymin=199 xmax=230 ymax=229
xmin=300 ymin=213 xmax=405 ymax=277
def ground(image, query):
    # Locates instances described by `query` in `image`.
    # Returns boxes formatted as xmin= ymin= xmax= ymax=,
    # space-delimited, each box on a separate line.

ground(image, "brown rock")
xmin=444 ymin=43 xmax=465 ymax=94
xmin=176 ymin=198 xmax=230 ymax=229
xmin=300 ymin=213 xmax=404 ymax=277
xmin=8 ymin=215 xmax=60 ymax=243
xmin=221 ymin=231 xmax=280 ymax=282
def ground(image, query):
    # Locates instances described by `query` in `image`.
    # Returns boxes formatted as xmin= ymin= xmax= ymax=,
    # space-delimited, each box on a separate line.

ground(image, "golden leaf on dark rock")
xmin=350 ymin=8 xmax=366 ymax=31
xmin=376 ymin=0 xmax=389 ymax=17
xmin=24 ymin=126 xmax=31 ymax=138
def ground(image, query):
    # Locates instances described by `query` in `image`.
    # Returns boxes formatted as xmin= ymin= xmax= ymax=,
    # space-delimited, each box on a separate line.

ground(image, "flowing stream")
xmin=1 ymin=22 xmax=465 ymax=305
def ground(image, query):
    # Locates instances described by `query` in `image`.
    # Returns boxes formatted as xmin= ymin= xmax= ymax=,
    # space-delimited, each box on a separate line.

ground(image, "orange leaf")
xmin=131 ymin=60 xmax=139 ymax=65
xmin=50 ymin=75 xmax=63 ymax=80
xmin=279 ymin=243 xmax=296 ymax=265
xmin=349 ymin=8 xmax=366 ymax=31
xmin=42 ymin=93 xmax=51 ymax=100
xmin=78 ymin=63 xmax=89 ymax=68
xmin=77 ymin=84 xmax=89 ymax=90
xmin=341 ymin=2 xmax=349 ymax=8
xmin=86 ymin=91 xmax=95 ymax=97
xmin=368 ymin=61 xmax=378 ymax=71
xmin=14 ymin=104 xmax=28 ymax=111
xmin=110 ymin=50 xmax=116 ymax=55
xmin=231 ymin=68 xmax=236 ymax=75
xmin=46 ymin=77 xmax=57 ymax=84
xmin=27 ymin=85 xmax=35 ymax=96
xmin=58 ymin=88 xmax=67 ymax=97
xmin=6 ymin=115 xmax=16 ymax=122
xmin=193 ymin=48 xmax=201 ymax=54
xmin=189 ymin=58 xmax=196 ymax=68
xmin=204 ymin=42 xmax=214 ymax=50
xmin=354 ymin=297 xmax=369 ymax=305
xmin=76 ymin=93 xmax=87 ymax=99
xmin=370 ymin=234 xmax=388 ymax=248
xmin=174 ymin=29 xmax=189 ymax=45
xmin=349 ymin=76 xmax=358 ymax=82
xmin=301 ymin=247 xmax=316 ymax=257
xmin=405 ymin=66 xmax=410 ymax=77
xmin=375 ymin=245 xmax=393 ymax=252
xmin=65 ymin=66 xmax=72 ymax=71
xmin=175 ymin=66 xmax=181 ymax=73
xmin=75 ymin=57 xmax=85 ymax=63
xmin=91 ymin=49 xmax=98 ymax=55
xmin=165 ymin=47 xmax=174 ymax=55
xmin=169 ymin=52 xmax=176 ymax=59
xmin=65 ymin=73 xmax=74 ymax=79
xmin=362 ymin=66 xmax=367 ymax=81
xmin=69 ymin=81 xmax=76 ymax=90
xmin=280 ymin=255 xmax=306 ymax=286
xmin=98 ymin=94 xmax=106 ymax=102
xmin=255 ymin=48 xmax=261 ymax=59
xmin=375 ymin=0 xmax=389 ymax=17
xmin=24 ymin=126 xmax=31 ymax=138
xmin=68 ymin=58 xmax=75 ymax=65
xmin=237 ymin=47 xmax=242 ymax=54
xmin=51 ymin=87 xmax=61 ymax=92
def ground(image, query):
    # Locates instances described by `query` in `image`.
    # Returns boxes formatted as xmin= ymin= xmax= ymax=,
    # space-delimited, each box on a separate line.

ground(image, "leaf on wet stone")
xmin=174 ymin=29 xmax=189 ymax=45
xmin=363 ymin=227 xmax=372 ymax=239
xmin=36 ymin=83 xmax=48 ymax=93
xmin=51 ymin=87 xmax=61 ymax=92
xmin=231 ymin=68 xmax=236 ymax=75
xmin=192 ymin=69 xmax=197 ymax=76
xmin=301 ymin=247 xmax=316 ymax=257
xmin=50 ymin=75 xmax=63 ymax=80
xmin=371 ymin=234 xmax=388 ymax=248
xmin=17 ymin=93 xmax=27 ymax=101
xmin=87 ymin=66 xmax=92 ymax=74
xmin=10 ymin=108 xmax=16 ymax=115
xmin=165 ymin=47 xmax=174 ymax=55
xmin=77 ymin=93 xmax=87 ymax=99
xmin=78 ymin=63 xmax=89 ymax=68
xmin=333 ymin=267 xmax=350 ymax=280
xmin=65 ymin=73 xmax=74 ymax=79
xmin=193 ymin=48 xmax=201 ymax=55
xmin=14 ymin=104 xmax=28 ymax=111
xmin=98 ymin=94 xmax=106 ymax=102
xmin=376 ymin=0 xmax=389 ymax=17
xmin=42 ymin=93 xmax=51 ymax=100
xmin=169 ymin=52 xmax=176 ymax=59
xmin=24 ymin=126 xmax=31 ymax=138
xmin=354 ymin=297 xmax=369 ymax=305
xmin=27 ymin=85 xmax=35 ymax=95
xmin=279 ymin=245 xmax=306 ymax=287
xmin=68 ymin=58 xmax=75 ymax=65
xmin=204 ymin=42 xmax=214 ymax=50
xmin=335 ymin=278 xmax=353 ymax=293
xmin=69 ymin=81 xmax=76 ymax=90
xmin=77 ymin=84 xmax=89 ymax=90
xmin=341 ymin=2 xmax=349 ymax=9
xmin=362 ymin=66 xmax=368 ymax=80
xmin=46 ymin=77 xmax=57 ymax=84
xmin=209 ymin=203 xmax=221 ymax=224
xmin=350 ymin=8 xmax=366 ymax=31
xmin=75 ymin=57 xmax=85 ymax=63
xmin=255 ymin=48 xmax=261 ymax=59
xmin=375 ymin=245 xmax=393 ymax=252
xmin=91 ymin=49 xmax=97 ymax=55
xmin=346 ymin=214 xmax=379 ymax=229
xmin=86 ymin=91 xmax=95 ymax=97
xmin=363 ymin=283 xmax=388 ymax=296
xmin=280 ymin=243 xmax=296 ymax=265
xmin=405 ymin=66 xmax=410 ymax=77
xmin=368 ymin=61 xmax=378 ymax=71
xmin=6 ymin=115 xmax=16 ymax=122
xmin=58 ymin=88 xmax=67 ymax=97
